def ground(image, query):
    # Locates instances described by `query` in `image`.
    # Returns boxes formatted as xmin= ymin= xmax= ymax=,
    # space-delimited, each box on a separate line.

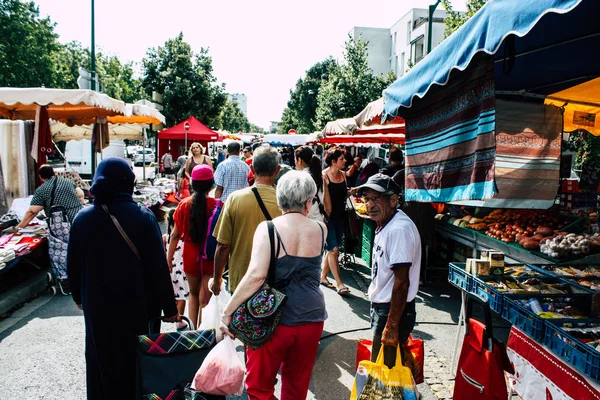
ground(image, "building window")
xmin=407 ymin=21 xmax=411 ymax=44
xmin=400 ymin=52 xmax=405 ymax=76
xmin=410 ymin=36 xmax=425 ymax=64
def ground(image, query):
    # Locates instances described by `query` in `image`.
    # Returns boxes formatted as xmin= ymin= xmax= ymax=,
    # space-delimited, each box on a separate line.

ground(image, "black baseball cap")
xmin=356 ymin=173 xmax=401 ymax=196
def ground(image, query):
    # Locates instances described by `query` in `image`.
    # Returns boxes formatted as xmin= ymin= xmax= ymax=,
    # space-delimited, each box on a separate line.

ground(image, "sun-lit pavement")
xmin=0 ymin=255 xmax=480 ymax=399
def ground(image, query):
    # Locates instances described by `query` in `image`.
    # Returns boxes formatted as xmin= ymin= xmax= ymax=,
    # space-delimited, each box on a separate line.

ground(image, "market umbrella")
xmin=319 ymin=133 xmax=405 ymax=145
xmin=545 ymin=77 xmax=600 ymax=136
xmin=353 ymin=97 xmax=405 ymax=128
xmin=0 ymin=87 xmax=126 ymax=126
xmin=322 ymin=118 xmax=358 ymax=136
xmin=109 ymin=103 xmax=166 ymax=125
xmin=51 ymin=121 xmax=145 ymax=142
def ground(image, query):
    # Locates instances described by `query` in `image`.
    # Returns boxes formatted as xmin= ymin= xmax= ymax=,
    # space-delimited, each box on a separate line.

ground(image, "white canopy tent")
xmin=51 ymin=121 xmax=145 ymax=142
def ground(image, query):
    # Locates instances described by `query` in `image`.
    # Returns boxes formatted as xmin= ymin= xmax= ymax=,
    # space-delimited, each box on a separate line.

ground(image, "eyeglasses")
xmin=361 ymin=194 xmax=389 ymax=204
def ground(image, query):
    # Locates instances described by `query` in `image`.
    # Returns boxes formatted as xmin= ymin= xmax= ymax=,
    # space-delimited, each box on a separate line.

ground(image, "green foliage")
xmin=51 ymin=41 xmax=88 ymax=89
xmin=441 ymin=0 xmax=487 ymax=39
xmin=220 ymin=99 xmax=249 ymax=133
xmin=95 ymin=53 xmax=142 ymax=103
xmin=279 ymin=57 xmax=337 ymax=134
xmin=314 ymin=35 xmax=396 ymax=129
xmin=0 ymin=0 xmax=59 ymax=87
xmin=141 ymin=33 xmax=226 ymax=127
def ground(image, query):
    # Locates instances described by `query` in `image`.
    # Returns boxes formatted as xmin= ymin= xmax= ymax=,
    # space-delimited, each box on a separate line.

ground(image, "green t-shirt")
xmin=213 ymin=184 xmax=282 ymax=291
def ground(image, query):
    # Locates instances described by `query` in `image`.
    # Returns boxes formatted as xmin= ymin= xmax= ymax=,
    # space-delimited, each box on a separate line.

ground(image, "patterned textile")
xmin=401 ymin=55 xmax=497 ymax=203
xmin=138 ymin=329 xmax=215 ymax=355
xmin=486 ymin=100 xmax=562 ymax=209
xmin=169 ymin=239 xmax=189 ymax=301
xmin=48 ymin=209 xmax=70 ymax=279
xmin=55 ymin=169 xmax=90 ymax=191
xmin=229 ymin=284 xmax=287 ymax=350
xmin=143 ymin=390 xmax=179 ymax=400
xmin=30 ymin=177 xmax=82 ymax=223
xmin=213 ymin=155 xmax=250 ymax=202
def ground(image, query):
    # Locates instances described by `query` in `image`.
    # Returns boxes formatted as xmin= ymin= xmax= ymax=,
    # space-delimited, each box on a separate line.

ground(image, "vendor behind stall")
xmin=11 ymin=165 xmax=84 ymax=294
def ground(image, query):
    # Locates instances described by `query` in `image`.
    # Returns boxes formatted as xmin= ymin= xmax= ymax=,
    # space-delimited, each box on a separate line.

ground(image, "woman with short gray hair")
xmin=220 ymin=170 xmax=328 ymax=399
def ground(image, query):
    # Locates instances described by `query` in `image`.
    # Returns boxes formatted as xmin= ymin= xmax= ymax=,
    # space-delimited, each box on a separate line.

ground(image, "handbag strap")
xmin=252 ymin=187 xmax=272 ymax=221
xmin=266 ymin=221 xmax=279 ymax=287
xmin=101 ymin=204 xmax=141 ymax=260
xmin=50 ymin=177 xmax=58 ymax=207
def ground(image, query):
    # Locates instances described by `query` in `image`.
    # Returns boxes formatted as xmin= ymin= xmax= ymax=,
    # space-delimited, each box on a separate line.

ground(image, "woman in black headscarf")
xmin=67 ymin=157 xmax=178 ymax=400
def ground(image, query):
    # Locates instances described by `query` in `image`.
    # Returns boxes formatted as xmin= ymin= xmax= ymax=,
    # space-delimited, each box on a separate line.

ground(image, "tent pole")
xmin=90 ymin=0 xmax=97 ymax=178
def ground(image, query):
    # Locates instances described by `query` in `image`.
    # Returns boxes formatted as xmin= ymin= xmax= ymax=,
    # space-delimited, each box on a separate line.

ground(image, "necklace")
xmin=283 ymin=211 xmax=304 ymax=216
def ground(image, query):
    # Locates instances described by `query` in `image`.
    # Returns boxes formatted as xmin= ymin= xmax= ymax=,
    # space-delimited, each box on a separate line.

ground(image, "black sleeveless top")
xmin=328 ymin=180 xmax=347 ymax=218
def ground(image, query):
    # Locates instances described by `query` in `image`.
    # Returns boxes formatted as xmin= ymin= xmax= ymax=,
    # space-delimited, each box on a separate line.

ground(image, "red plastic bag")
xmin=355 ymin=335 xmax=424 ymax=384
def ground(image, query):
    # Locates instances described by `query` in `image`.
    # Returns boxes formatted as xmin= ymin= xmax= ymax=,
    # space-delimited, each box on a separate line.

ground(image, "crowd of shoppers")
xmin=0 ymin=139 xmax=415 ymax=399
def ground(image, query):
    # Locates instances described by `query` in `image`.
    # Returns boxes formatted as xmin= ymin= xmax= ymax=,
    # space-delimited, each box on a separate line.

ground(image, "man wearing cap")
xmin=356 ymin=173 xmax=421 ymax=368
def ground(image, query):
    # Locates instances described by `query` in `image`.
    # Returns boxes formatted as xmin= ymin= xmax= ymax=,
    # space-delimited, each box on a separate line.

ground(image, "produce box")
xmin=473 ymin=275 xmax=593 ymax=314
xmin=502 ymin=297 xmax=547 ymax=341
xmin=544 ymin=320 xmax=600 ymax=381
xmin=361 ymin=219 xmax=376 ymax=267
xmin=448 ymin=263 xmax=471 ymax=292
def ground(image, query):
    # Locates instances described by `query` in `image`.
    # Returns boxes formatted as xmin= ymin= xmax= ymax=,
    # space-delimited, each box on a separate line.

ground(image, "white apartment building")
xmin=228 ymin=93 xmax=248 ymax=116
xmin=350 ymin=8 xmax=448 ymax=78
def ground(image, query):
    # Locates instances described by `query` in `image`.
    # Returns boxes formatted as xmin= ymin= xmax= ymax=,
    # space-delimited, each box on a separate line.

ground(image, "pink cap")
xmin=191 ymin=164 xmax=214 ymax=181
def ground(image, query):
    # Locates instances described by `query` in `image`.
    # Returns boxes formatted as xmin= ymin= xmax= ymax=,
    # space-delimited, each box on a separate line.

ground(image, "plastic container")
xmin=543 ymin=320 xmax=600 ymax=381
xmin=471 ymin=276 xmax=505 ymax=313
xmin=502 ymin=298 xmax=546 ymax=342
xmin=448 ymin=263 xmax=471 ymax=292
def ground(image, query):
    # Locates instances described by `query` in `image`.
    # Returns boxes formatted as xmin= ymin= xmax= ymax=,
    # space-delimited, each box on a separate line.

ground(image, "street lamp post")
xmin=428 ymin=0 xmax=442 ymax=54
xmin=90 ymin=0 xmax=97 ymax=177
xmin=184 ymin=121 xmax=191 ymax=152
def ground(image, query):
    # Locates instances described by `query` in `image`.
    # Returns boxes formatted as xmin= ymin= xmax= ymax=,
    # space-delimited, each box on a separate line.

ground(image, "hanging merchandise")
xmin=453 ymin=295 xmax=514 ymax=399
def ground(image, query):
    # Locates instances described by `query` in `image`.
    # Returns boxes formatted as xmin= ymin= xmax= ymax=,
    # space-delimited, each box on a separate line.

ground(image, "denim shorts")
xmin=370 ymin=301 xmax=416 ymax=342
xmin=325 ymin=217 xmax=345 ymax=251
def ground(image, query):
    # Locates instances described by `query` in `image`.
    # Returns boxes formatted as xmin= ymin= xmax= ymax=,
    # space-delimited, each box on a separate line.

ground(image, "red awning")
xmin=320 ymin=133 xmax=405 ymax=145
xmin=158 ymin=116 xmax=223 ymax=141
xmin=355 ymin=123 xmax=405 ymax=135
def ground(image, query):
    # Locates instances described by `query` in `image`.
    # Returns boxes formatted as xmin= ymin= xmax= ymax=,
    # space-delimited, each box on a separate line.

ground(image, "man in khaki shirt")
xmin=211 ymin=146 xmax=282 ymax=293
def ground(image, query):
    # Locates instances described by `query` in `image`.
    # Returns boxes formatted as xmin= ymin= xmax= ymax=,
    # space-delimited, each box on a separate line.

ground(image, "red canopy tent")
xmin=157 ymin=116 xmax=223 ymax=161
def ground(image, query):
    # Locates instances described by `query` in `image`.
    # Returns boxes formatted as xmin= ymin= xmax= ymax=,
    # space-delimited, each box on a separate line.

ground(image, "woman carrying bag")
xmin=220 ymin=171 xmax=328 ymax=400
xmin=66 ymin=157 xmax=179 ymax=400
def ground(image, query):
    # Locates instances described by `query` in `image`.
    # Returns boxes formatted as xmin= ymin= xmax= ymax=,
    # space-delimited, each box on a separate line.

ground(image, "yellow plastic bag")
xmin=350 ymin=345 xmax=418 ymax=400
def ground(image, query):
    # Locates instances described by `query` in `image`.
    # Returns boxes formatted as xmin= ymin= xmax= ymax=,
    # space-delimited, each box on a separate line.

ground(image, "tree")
xmin=141 ymin=33 xmax=226 ymax=127
xmin=95 ymin=53 xmax=141 ymax=103
xmin=220 ymin=98 xmax=249 ymax=133
xmin=279 ymin=57 xmax=337 ymax=134
xmin=441 ymin=0 xmax=487 ymax=38
xmin=52 ymin=41 xmax=88 ymax=89
xmin=0 ymin=0 xmax=59 ymax=87
xmin=314 ymin=35 xmax=396 ymax=129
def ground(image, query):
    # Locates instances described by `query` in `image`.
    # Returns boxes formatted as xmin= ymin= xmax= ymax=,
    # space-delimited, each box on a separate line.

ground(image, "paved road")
xmin=0 ymin=259 xmax=475 ymax=399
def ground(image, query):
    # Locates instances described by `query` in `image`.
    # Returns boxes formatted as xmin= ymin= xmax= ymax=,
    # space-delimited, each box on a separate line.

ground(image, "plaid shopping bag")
xmin=137 ymin=327 xmax=216 ymax=399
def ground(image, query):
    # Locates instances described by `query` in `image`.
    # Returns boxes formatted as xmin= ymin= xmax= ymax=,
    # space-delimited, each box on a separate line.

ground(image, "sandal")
xmin=320 ymin=280 xmax=335 ymax=289
xmin=337 ymin=287 xmax=351 ymax=296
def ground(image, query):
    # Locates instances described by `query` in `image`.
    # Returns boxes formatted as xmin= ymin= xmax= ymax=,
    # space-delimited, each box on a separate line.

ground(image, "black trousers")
xmin=370 ymin=300 xmax=416 ymax=368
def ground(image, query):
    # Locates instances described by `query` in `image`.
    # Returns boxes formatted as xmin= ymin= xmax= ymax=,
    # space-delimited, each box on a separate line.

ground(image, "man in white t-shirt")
xmin=356 ymin=173 xmax=421 ymax=368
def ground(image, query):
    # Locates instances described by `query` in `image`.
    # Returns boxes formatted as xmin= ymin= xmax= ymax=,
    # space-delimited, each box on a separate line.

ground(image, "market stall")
xmin=262 ymin=133 xmax=317 ymax=147
xmin=377 ymin=0 xmax=600 ymax=394
xmin=157 ymin=116 xmax=223 ymax=162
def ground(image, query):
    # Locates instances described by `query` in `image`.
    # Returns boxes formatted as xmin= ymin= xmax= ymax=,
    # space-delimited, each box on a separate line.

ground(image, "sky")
xmin=34 ymin=0 xmax=466 ymax=131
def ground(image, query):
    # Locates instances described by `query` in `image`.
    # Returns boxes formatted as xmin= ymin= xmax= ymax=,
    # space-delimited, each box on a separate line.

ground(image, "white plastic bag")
xmin=191 ymin=336 xmax=245 ymax=396
xmin=199 ymin=282 xmax=231 ymax=342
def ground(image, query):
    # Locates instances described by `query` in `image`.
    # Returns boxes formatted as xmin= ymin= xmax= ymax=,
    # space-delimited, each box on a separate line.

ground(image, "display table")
xmin=435 ymin=220 xmax=600 ymax=265
xmin=507 ymin=326 xmax=600 ymax=399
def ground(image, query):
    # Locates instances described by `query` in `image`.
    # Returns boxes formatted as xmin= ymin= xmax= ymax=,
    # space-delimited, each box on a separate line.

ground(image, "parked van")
xmin=65 ymin=139 xmax=128 ymax=178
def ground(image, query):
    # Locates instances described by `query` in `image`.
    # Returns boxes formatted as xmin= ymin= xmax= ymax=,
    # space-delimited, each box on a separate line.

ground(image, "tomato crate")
xmin=502 ymin=298 xmax=546 ymax=342
xmin=448 ymin=263 xmax=471 ymax=292
xmin=544 ymin=320 xmax=600 ymax=381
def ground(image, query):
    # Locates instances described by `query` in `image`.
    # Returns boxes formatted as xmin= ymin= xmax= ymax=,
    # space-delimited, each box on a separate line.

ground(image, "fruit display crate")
xmin=361 ymin=219 xmax=376 ymax=267
xmin=502 ymin=297 xmax=547 ymax=342
xmin=544 ymin=320 xmax=600 ymax=381
xmin=448 ymin=263 xmax=472 ymax=292
xmin=472 ymin=274 xmax=593 ymax=315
